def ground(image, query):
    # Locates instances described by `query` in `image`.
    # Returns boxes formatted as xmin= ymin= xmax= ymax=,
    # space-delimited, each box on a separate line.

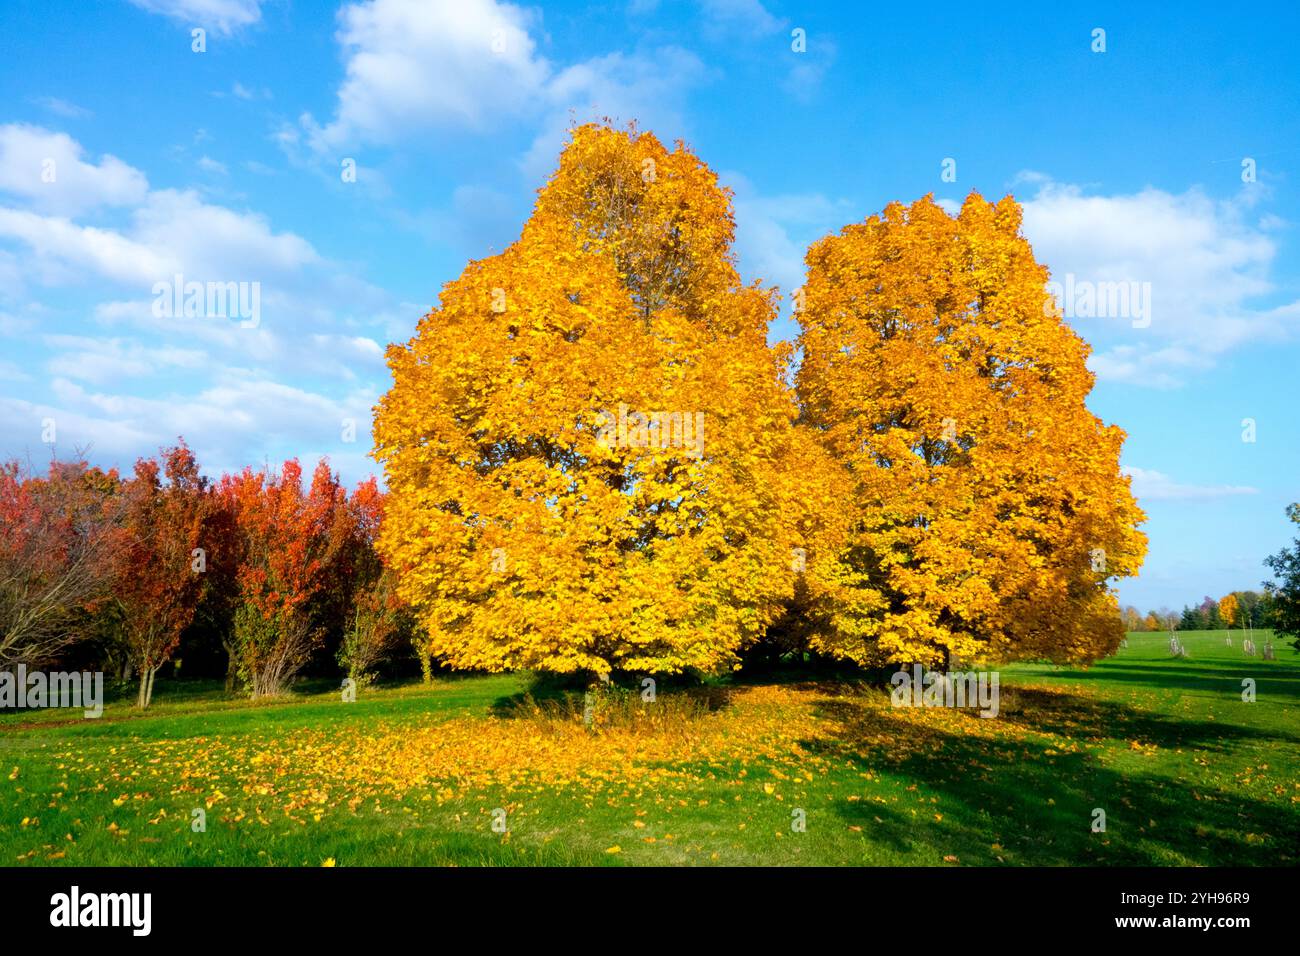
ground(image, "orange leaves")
xmin=374 ymin=123 xmax=800 ymax=677
xmin=217 ymin=459 xmax=381 ymax=697
xmin=372 ymin=127 xmax=1145 ymax=676
xmin=794 ymin=193 xmax=1146 ymax=667
xmin=1218 ymin=594 xmax=1239 ymax=629
xmin=116 ymin=440 xmax=214 ymax=703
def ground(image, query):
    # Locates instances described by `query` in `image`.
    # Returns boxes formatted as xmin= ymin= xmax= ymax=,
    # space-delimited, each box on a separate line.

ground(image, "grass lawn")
xmin=2 ymin=630 xmax=1296 ymax=867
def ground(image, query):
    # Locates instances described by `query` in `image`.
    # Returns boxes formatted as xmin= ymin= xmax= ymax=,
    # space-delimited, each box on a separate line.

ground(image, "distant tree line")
xmin=1176 ymin=592 xmax=1274 ymax=632
xmin=1121 ymin=502 xmax=1300 ymax=653
xmin=1123 ymin=593 xmax=1277 ymax=633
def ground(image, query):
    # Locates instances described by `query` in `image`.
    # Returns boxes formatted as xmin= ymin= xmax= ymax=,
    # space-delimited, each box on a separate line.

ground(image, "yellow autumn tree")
xmin=795 ymin=193 xmax=1147 ymax=668
xmin=373 ymin=123 xmax=801 ymax=678
xmin=1218 ymin=593 xmax=1238 ymax=630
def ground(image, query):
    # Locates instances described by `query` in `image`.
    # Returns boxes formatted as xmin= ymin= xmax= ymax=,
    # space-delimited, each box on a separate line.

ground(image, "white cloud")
xmin=229 ymin=82 xmax=271 ymax=101
xmin=0 ymin=208 xmax=173 ymax=285
xmin=1 ymin=372 xmax=381 ymax=484
xmin=0 ymin=124 xmax=149 ymax=216
xmin=725 ymin=172 xmax=850 ymax=297
xmin=128 ymin=0 xmax=265 ymax=35
xmin=1123 ymin=466 xmax=1258 ymax=501
xmin=43 ymin=335 xmax=208 ymax=386
xmin=0 ymin=187 xmax=317 ymax=291
xmin=0 ymin=126 xmax=402 ymax=485
xmin=131 ymin=190 xmax=318 ymax=279
xmin=197 ymin=156 xmax=228 ymax=175
xmin=31 ymin=97 xmax=92 ymax=119
xmin=305 ymin=0 xmax=551 ymax=149
xmin=304 ymin=0 xmax=707 ymax=178
xmin=1019 ymin=178 xmax=1298 ymax=386
xmin=520 ymin=46 xmax=708 ymax=181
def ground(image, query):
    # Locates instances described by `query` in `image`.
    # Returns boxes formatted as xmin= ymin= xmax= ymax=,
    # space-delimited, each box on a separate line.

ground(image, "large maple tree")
xmin=795 ymin=194 xmax=1147 ymax=667
xmin=374 ymin=123 xmax=802 ymax=677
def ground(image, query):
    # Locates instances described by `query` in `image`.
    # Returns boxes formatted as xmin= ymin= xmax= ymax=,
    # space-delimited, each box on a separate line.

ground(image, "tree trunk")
xmin=145 ymin=667 xmax=157 ymax=708
xmin=224 ymin=649 xmax=239 ymax=694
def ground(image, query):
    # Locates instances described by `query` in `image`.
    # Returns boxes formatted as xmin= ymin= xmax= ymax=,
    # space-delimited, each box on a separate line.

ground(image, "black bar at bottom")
xmin=0 ymin=866 xmax=1283 ymax=943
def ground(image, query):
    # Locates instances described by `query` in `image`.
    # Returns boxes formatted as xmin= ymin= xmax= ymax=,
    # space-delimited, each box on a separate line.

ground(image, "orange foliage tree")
xmin=1218 ymin=593 xmax=1239 ymax=631
xmin=218 ymin=459 xmax=352 ymax=697
xmin=116 ymin=441 xmax=213 ymax=708
xmin=374 ymin=123 xmax=802 ymax=678
xmin=336 ymin=478 xmax=408 ymax=685
xmin=794 ymin=194 xmax=1146 ymax=667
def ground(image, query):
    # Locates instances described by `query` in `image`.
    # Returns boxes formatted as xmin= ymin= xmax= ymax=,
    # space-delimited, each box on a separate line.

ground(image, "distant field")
xmin=1 ymin=630 xmax=1296 ymax=866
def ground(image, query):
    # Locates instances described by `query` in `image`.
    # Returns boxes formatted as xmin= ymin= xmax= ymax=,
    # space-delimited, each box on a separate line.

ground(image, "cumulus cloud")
xmin=2 ymin=373 xmax=380 ymax=483
xmin=699 ymin=0 xmax=783 ymax=36
xmin=0 ymin=124 xmax=149 ymax=216
xmin=304 ymin=0 xmax=551 ymax=149
xmin=31 ymin=97 xmax=92 ymax=120
xmin=0 ymin=142 xmax=317 ymax=292
xmin=0 ymin=192 xmax=316 ymax=291
xmin=1019 ymin=177 xmax=1297 ymax=387
xmin=42 ymin=334 xmax=208 ymax=385
xmin=0 ymin=128 xmax=400 ymax=485
xmin=0 ymin=209 xmax=173 ymax=286
xmin=519 ymin=46 xmax=707 ymax=181
xmin=302 ymin=0 xmax=706 ymax=175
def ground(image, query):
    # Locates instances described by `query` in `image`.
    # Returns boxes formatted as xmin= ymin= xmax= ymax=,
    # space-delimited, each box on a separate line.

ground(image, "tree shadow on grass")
xmin=490 ymin=674 xmax=733 ymax=720
xmin=1050 ymin=663 xmax=1300 ymax=702
xmin=802 ymin=692 xmax=1300 ymax=866
xmin=992 ymin=686 xmax=1300 ymax=748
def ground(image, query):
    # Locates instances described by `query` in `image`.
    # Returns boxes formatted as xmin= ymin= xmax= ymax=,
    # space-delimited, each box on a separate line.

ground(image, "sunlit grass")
xmin=2 ymin=631 xmax=1295 ymax=866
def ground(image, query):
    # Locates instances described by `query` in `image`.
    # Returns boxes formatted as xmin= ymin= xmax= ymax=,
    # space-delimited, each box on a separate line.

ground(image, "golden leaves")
xmin=794 ymin=193 xmax=1147 ymax=666
xmin=373 ymin=123 xmax=801 ymax=677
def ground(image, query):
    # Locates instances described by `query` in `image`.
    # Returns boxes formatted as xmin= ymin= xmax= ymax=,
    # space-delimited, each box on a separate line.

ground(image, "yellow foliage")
xmin=373 ymin=124 xmax=801 ymax=676
xmin=1218 ymin=593 xmax=1238 ymax=628
xmin=794 ymin=193 xmax=1147 ymax=666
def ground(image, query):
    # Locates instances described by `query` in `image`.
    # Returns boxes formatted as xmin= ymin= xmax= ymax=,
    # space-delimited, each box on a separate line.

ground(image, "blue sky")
xmin=1 ymin=0 xmax=1297 ymax=612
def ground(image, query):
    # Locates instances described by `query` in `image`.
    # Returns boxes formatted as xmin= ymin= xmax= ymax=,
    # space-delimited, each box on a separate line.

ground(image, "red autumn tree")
xmin=0 ymin=457 xmax=121 ymax=668
xmin=219 ymin=458 xmax=349 ymax=697
xmin=335 ymin=478 xmax=406 ymax=684
xmin=115 ymin=441 xmax=212 ymax=708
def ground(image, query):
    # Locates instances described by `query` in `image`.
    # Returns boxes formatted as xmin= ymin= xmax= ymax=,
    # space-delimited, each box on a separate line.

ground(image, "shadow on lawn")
xmin=992 ymin=686 xmax=1300 ymax=748
xmin=1051 ymin=663 xmax=1300 ymax=702
xmin=803 ymin=691 xmax=1300 ymax=866
xmin=490 ymin=675 xmax=733 ymax=720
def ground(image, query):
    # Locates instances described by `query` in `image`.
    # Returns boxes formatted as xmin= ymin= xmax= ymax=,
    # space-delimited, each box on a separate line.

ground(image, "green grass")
xmin=1 ymin=630 xmax=1296 ymax=867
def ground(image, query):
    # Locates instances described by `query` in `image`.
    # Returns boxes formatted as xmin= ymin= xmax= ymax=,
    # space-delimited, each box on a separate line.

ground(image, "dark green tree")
xmin=1263 ymin=504 xmax=1300 ymax=651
